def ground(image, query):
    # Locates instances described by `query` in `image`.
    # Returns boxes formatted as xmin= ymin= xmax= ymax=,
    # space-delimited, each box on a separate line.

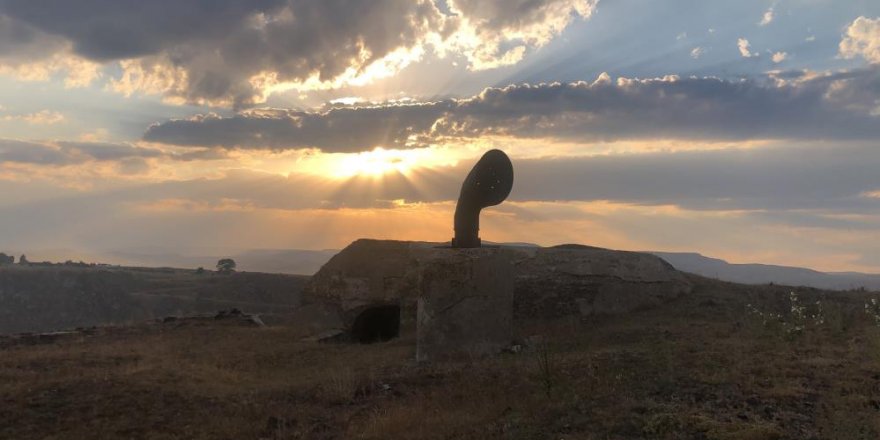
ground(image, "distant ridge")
xmin=104 ymin=248 xmax=339 ymax=275
xmin=651 ymin=251 xmax=880 ymax=291
xmin=19 ymin=245 xmax=880 ymax=291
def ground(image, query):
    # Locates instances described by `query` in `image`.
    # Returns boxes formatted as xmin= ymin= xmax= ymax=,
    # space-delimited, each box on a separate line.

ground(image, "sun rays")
xmin=331 ymin=148 xmax=420 ymax=179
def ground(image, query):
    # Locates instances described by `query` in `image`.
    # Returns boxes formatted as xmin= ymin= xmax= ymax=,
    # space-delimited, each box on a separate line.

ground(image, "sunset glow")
xmin=0 ymin=1 xmax=879 ymax=273
xmin=330 ymin=148 xmax=422 ymax=179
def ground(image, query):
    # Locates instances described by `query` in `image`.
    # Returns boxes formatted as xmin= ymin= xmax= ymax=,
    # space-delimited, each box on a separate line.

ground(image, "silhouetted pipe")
xmin=452 ymin=149 xmax=514 ymax=248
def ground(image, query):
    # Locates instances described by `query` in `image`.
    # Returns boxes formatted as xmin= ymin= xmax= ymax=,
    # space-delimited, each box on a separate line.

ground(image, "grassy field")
xmin=0 ymin=265 xmax=308 ymax=334
xmin=1 ymin=275 xmax=879 ymax=439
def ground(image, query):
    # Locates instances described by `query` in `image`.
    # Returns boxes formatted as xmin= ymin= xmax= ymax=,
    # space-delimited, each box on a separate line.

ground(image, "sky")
xmin=1 ymin=0 xmax=880 ymax=272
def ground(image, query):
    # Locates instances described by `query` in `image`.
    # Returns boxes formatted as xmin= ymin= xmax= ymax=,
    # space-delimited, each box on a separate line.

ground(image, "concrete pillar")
xmin=416 ymin=249 xmax=514 ymax=362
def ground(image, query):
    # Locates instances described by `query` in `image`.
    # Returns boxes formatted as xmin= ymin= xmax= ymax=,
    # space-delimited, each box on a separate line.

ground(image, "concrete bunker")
xmin=350 ymin=304 xmax=400 ymax=343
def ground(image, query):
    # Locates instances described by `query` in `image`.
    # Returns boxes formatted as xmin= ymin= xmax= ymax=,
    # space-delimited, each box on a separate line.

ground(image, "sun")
xmin=332 ymin=147 xmax=420 ymax=179
xmin=299 ymin=146 xmax=461 ymax=180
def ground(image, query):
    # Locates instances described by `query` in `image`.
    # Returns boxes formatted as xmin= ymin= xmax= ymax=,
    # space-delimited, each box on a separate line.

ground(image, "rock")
xmin=502 ymin=344 xmax=524 ymax=354
xmin=301 ymin=329 xmax=348 ymax=343
xmin=214 ymin=308 xmax=244 ymax=319
xmin=248 ymin=314 xmax=266 ymax=327
xmin=211 ymin=308 xmax=266 ymax=327
xmin=416 ymin=248 xmax=514 ymax=362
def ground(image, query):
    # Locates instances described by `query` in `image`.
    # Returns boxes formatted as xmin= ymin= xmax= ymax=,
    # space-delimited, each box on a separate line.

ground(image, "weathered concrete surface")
xmin=511 ymin=244 xmax=693 ymax=319
xmin=416 ymin=249 xmax=514 ymax=362
xmin=302 ymin=239 xmax=692 ymax=338
xmin=302 ymin=240 xmax=432 ymax=324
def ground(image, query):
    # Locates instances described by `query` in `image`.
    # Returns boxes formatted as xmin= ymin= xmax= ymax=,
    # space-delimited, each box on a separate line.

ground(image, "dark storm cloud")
xmin=143 ymin=67 xmax=880 ymax=151
xmin=0 ymin=0 xmax=602 ymax=106
xmin=0 ymin=0 xmax=450 ymax=107
xmin=0 ymin=0 xmax=286 ymax=60
xmin=0 ymin=14 xmax=64 ymax=60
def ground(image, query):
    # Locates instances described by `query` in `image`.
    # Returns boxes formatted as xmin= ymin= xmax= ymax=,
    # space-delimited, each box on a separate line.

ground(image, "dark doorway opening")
xmin=351 ymin=305 xmax=400 ymax=343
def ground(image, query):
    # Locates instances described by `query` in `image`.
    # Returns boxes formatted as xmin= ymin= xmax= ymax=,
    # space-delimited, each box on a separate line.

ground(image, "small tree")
xmin=196 ymin=266 xmax=205 ymax=274
xmin=19 ymin=254 xmax=28 ymax=265
xmin=216 ymin=258 xmax=236 ymax=274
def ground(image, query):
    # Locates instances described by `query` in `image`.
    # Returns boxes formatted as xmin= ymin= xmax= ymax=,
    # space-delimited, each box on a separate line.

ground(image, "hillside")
xmin=653 ymin=252 xmax=880 ymax=291
xmin=0 ymin=264 xmax=308 ymax=334
xmin=1 ymin=275 xmax=879 ymax=439
xmin=104 ymin=248 xmax=339 ymax=276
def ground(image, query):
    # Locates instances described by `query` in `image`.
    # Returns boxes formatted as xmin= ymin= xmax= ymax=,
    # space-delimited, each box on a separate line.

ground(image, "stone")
xmin=416 ymin=248 xmax=514 ymax=362
xmin=302 ymin=329 xmax=348 ymax=343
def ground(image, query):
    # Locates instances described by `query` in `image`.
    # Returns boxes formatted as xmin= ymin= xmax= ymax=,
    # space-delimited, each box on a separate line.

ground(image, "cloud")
xmin=144 ymin=103 xmax=450 ymax=152
xmin=0 ymin=1 xmax=288 ymax=60
xmin=738 ymin=38 xmax=758 ymax=57
xmin=0 ymin=13 xmax=101 ymax=87
xmin=0 ymin=140 xmax=69 ymax=165
xmin=0 ymin=0 xmax=597 ymax=108
xmin=56 ymin=141 xmax=163 ymax=162
xmin=144 ymin=67 xmax=880 ymax=151
xmin=0 ymin=13 xmax=62 ymax=60
xmin=508 ymin=143 xmax=880 ymax=212
xmin=12 ymin=138 xmax=880 ymax=215
xmin=446 ymin=0 xmax=597 ymax=69
xmin=772 ymin=51 xmax=788 ymax=63
xmin=690 ymin=47 xmax=704 ymax=59
xmin=1 ymin=110 xmax=65 ymax=124
xmin=0 ymin=139 xmax=163 ymax=166
xmin=115 ymin=157 xmax=152 ymax=175
xmin=35 ymin=138 xmax=870 ymax=217
xmin=840 ymin=16 xmax=880 ymax=64
xmin=759 ymin=7 xmax=774 ymax=26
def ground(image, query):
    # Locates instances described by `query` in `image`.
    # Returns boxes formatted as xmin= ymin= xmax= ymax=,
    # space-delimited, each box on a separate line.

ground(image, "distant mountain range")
xmin=651 ymin=252 xmax=880 ymax=291
xmin=16 ymin=245 xmax=880 ymax=291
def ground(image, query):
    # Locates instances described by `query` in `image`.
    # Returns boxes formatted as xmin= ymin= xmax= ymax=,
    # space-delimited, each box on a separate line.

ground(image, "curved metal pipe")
xmin=452 ymin=149 xmax=514 ymax=248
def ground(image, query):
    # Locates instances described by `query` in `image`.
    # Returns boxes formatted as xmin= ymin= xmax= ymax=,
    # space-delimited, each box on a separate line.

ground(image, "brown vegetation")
xmin=0 ymin=265 xmax=308 ymax=334
xmin=1 ymin=275 xmax=879 ymax=439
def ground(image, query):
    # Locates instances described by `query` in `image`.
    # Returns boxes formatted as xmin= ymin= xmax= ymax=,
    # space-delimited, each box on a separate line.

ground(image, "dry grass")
xmin=2 ymin=276 xmax=880 ymax=439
